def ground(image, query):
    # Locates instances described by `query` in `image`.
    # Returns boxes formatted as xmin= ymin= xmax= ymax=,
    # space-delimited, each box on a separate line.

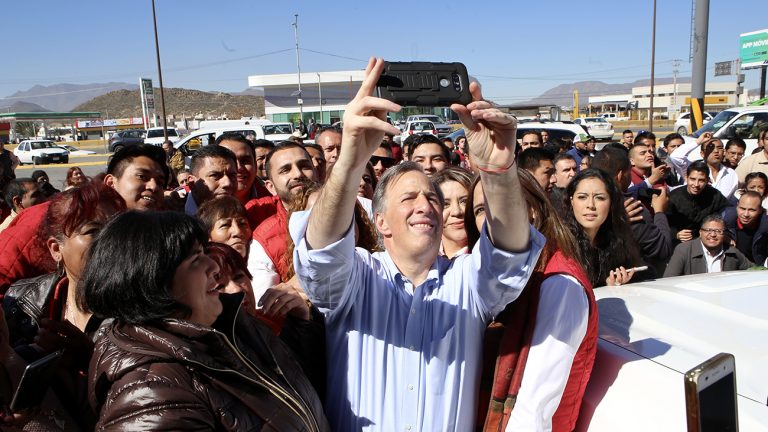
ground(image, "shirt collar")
xmin=380 ymin=250 xmax=444 ymax=294
xmin=700 ymin=240 xmax=725 ymax=260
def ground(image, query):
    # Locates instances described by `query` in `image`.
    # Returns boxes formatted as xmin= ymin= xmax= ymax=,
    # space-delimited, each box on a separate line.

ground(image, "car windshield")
xmin=416 ymin=116 xmax=443 ymax=124
xmin=263 ymin=124 xmax=293 ymax=134
xmin=585 ymin=118 xmax=607 ymax=123
xmin=30 ymin=141 xmax=55 ymax=149
xmin=146 ymin=129 xmax=178 ymax=138
xmin=412 ymin=122 xmax=434 ymax=131
xmin=692 ymin=110 xmax=739 ymax=137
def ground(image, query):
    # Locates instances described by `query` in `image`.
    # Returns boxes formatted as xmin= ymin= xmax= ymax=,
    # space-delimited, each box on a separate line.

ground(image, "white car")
xmin=572 ymin=117 xmax=615 ymax=140
xmin=14 ymin=139 xmax=69 ymax=165
xmin=57 ymin=144 xmax=96 ymax=156
xmin=579 ymin=271 xmax=768 ymax=431
xmin=405 ymin=115 xmax=452 ymax=137
xmin=399 ymin=120 xmax=438 ymax=143
xmin=517 ymin=121 xmax=592 ymax=147
xmin=674 ymin=111 xmax=713 ymax=135
xmin=684 ymin=106 xmax=768 ymax=155
xmin=262 ymin=123 xmax=295 ymax=142
xmin=144 ymin=127 xmax=181 ymax=146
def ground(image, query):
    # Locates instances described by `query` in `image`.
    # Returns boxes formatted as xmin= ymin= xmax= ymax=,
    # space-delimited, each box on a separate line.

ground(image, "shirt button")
xmin=405 ymin=426 xmax=412 ymax=431
xmin=410 ymin=308 xmax=416 ymax=315
xmin=409 ymin=345 xmax=415 ymax=351
xmin=408 ymin=384 xmax=414 ymax=391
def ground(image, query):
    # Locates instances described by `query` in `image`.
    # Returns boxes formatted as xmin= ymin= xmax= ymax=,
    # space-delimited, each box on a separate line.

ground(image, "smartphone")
xmin=10 ymin=349 xmax=64 ymax=412
xmin=684 ymin=352 xmax=739 ymax=432
xmin=376 ymin=61 xmax=472 ymax=106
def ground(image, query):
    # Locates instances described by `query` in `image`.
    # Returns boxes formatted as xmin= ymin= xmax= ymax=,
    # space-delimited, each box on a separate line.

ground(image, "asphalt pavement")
xmin=13 ymin=143 xmax=110 ymax=189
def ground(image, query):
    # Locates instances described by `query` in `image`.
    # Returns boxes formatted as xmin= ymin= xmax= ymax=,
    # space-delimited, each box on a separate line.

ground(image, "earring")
xmin=56 ymin=260 xmax=65 ymax=278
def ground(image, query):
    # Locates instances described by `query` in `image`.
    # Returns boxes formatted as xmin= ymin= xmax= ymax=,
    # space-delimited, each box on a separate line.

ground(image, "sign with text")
xmin=740 ymin=29 xmax=768 ymax=69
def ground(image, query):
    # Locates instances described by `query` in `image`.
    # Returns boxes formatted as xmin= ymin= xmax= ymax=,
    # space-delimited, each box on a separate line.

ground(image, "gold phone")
xmin=684 ymin=352 xmax=738 ymax=432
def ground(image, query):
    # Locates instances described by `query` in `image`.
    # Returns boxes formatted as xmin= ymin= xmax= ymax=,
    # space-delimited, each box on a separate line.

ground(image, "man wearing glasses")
xmin=664 ymin=214 xmax=752 ymax=277
xmin=370 ymin=142 xmax=396 ymax=179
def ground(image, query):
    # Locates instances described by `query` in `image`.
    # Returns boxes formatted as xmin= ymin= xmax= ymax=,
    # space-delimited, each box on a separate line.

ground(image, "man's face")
xmin=638 ymin=137 xmax=656 ymax=151
xmin=177 ymin=171 xmax=189 ymax=187
xmin=189 ymin=157 xmax=237 ymax=206
xmin=105 ymin=156 xmax=167 ymax=210
xmin=622 ymin=132 xmax=634 ymax=145
xmin=700 ymin=220 xmax=726 ymax=250
xmin=528 ymin=159 xmax=556 ymax=192
xmin=586 ymin=139 xmax=596 ymax=152
xmin=304 ymin=146 xmax=327 ymax=183
xmin=630 ymin=145 xmax=654 ymax=170
xmin=540 ymin=131 xmax=549 ymax=143
xmin=666 ymin=138 xmax=684 ymax=155
xmin=554 ymin=158 xmax=578 ymax=188
xmin=265 ymin=147 xmax=317 ymax=204
xmin=520 ymin=133 xmax=542 ymax=151
xmin=317 ymin=131 xmax=342 ymax=170
xmin=575 ymin=139 xmax=587 ymax=151
xmin=254 ymin=146 xmax=270 ymax=180
xmin=701 ymin=140 xmax=724 ymax=165
xmin=18 ymin=182 xmax=46 ymax=210
xmin=686 ymin=170 xmax=708 ymax=196
xmin=218 ymin=139 xmax=256 ymax=195
xmin=725 ymin=144 xmax=745 ymax=168
xmin=737 ymin=195 xmax=763 ymax=226
xmin=411 ymin=143 xmax=448 ymax=177
xmin=376 ymin=170 xmax=442 ymax=258
xmin=162 ymin=142 xmax=173 ymax=155
xmin=371 ymin=147 xmax=395 ymax=179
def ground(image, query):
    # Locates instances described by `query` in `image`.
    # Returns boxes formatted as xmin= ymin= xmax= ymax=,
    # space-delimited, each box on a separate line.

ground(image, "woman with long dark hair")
xmin=471 ymin=168 xmax=598 ymax=431
xmin=84 ymin=211 xmax=329 ymax=430
xmin=563 ymin=168 xmax=643 ymax=287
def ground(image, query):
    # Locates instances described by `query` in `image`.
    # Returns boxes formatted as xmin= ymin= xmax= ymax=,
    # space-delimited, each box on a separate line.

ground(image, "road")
xmin=13 ymin=144 xmax=110 ymax=189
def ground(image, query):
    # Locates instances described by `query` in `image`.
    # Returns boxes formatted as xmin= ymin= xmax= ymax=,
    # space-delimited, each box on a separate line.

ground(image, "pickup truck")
xmin=600 ymin=113 xmax=629 ymax=121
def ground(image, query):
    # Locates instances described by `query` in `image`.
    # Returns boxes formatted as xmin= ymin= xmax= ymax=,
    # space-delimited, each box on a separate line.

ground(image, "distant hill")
xmin=516 ymin=77 xmax=692 ymax=107
xmin=74 ymin=87 xmax=265 ymax=119
xmin=7 ymin=101 xmax=51 ymax=112
xmin=4 ymin=82 xmax=138 ymax=112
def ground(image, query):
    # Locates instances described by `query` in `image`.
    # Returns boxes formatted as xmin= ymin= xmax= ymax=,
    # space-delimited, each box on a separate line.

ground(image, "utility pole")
xmin=151 ymin=0 xmax=168 ymax=141
xmin=649 ymin=0 xmax=657 ymax=132
xmin=672 ymin=59 xmax=681 ymax=109
xmin=317 ymin=72 xmax=323 ymax=123
xmin=690 ymin=0 xmax=710 ymax=132
xmin=292 ymin=14 xmax=303 ymax=122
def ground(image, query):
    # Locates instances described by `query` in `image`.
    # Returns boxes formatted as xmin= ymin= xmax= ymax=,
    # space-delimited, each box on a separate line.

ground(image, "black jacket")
xmin=666 ymin=185 xmax=730 ymax=242
xmin=723 ymin=207 xmax=768 ymax=265
xmin=89 ymin=293 xmax=330 ymax=431
xmin=631 ymin=206 xmax=673 ymax=277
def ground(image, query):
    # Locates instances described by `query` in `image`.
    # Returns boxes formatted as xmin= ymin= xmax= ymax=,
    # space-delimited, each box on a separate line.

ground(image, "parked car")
xmin=578 ymin=271 xmax=768 ymax=431
xmin=405 ymin=115 xmax=452 ymax=137
xmin=674 ymin=111 xmax=713 ymax=135
xmin=143 ymin=127 xmax=181 ymax=146
xmin=399 ymin=120 xmax=438 ymax=144
xmin=262 ymin=123 xmax=295 ymax=141
xmin=108 ymin=129 xmax=145 ymax=153
xmin=572 ymin=117 xmax=615 ymax=140
xmin=14 ymin=139 xmax=69 ymax=165
xmin=56 ymin=144 xmax=96 ymax=156
xmin=600 ymin=112 xmax=629 ymax=121
xmin=685 ymin=106 xmax=768 ymax=155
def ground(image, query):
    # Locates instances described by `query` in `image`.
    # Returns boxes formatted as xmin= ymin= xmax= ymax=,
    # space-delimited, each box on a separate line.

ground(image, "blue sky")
xmin=1 ymin=0 xmax=765 ymax=104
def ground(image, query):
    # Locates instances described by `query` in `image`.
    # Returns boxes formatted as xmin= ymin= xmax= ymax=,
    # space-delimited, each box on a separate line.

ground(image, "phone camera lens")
xmin=439 ymin=78 xmax=450 ymax=88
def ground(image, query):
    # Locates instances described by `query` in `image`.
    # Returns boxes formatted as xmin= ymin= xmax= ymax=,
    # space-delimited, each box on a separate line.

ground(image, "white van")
xmin=144 ymin=127 xmax=181 ymax=146
xmin=174 ymin=126 xmax=267 ymax=157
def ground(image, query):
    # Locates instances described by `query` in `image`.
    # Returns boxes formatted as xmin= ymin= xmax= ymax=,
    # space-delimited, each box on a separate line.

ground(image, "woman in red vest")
xmin=469 ymin=169 xmax=597 ymax=432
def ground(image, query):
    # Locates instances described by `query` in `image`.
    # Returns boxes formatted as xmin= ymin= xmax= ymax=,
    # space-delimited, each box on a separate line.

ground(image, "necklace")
xmin=64 ymin=297 xmax=81 ymax=329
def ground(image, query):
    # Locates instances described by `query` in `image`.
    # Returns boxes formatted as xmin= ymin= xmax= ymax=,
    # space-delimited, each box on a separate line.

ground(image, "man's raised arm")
xmin=451 ymin=83 xmax=529 ymax=252
xmin=305 ymin=58 xmax=401 ymax=249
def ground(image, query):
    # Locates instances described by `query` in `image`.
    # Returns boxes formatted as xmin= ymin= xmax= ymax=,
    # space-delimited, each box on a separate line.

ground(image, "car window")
xmin=693 ymin=110 xmax=739 ymax=137
xmin=731 ymin=113 xmax=768 ymax=139
xmin=263 ymin=125 xmax=293 ymax=134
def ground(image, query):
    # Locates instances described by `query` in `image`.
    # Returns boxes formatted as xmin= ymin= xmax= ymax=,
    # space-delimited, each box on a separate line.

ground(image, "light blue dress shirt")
xmin=290 ymin=210 xmax=545 ymax=432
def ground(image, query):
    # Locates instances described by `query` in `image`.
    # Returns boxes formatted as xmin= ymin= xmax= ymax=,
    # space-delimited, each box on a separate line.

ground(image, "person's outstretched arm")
xmin=451 ymin=83 xmax=529 ymax=252
xmin=305 ymin=58 xmax=401 ymax=250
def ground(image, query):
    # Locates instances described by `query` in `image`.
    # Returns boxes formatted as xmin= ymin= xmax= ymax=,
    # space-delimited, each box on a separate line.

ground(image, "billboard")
xmin=739 ymin=29 xmax=768 ymax=69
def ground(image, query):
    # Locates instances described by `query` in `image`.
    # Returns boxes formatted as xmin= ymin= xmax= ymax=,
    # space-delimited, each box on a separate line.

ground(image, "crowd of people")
xmin=0 ymin=57 xmax=765 ymax=431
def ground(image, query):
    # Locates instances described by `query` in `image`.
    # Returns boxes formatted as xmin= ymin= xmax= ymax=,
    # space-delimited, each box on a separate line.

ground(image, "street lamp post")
xmin=317 ymin=72 xmax=323 ymax=123
xmin=649 ymin=0 xmax=657 ymax=132
xmin=151 ymin=0 xmax=169 ymax=141
xmin=292 ymin=14 xmax=303 ymax=122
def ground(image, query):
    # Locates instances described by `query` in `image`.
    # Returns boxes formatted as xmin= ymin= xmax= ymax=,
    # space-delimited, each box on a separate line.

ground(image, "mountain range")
xmin=3 ymin=83 xmax=139 ymax=112
xmin=517 ymin=77 xmax=693 ymax=107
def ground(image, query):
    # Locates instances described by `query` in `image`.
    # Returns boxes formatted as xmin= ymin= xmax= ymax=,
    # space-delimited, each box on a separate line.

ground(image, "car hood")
xmin=596 ymin=270 xmax=768 ymax=404
xmin=34 ymin=148 xmax=67 ymax=155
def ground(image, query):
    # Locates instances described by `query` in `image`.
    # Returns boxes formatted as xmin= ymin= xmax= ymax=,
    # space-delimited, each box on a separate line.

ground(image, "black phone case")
xmin=10 ymin=350 xmax=64 ymax=412
xmin=376 ymin=62 xmax=472 ymax=106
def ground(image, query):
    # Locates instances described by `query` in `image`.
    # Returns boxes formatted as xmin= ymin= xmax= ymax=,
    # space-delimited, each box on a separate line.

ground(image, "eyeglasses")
xmin=700 ymin=228 xmax=725 ymax=235
xmin=370 ymin=156 xmax=396 ymax=168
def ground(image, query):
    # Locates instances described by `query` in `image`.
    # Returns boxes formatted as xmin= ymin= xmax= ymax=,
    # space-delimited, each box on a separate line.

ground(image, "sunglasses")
xmin=370 ymin=156 xmax=396 ymax=168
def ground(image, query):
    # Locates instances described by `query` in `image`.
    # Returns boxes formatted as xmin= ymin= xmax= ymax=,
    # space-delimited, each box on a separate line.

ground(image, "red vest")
xmin=478 ymin=250 xmax=598 ymax=432
xmin=250 ymin=202 xmax=289 ymax=335
xmin=0 ymin=201 xmax=54 ymax=295
xmin=245 ymin=195 xmax=281 ymax=232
